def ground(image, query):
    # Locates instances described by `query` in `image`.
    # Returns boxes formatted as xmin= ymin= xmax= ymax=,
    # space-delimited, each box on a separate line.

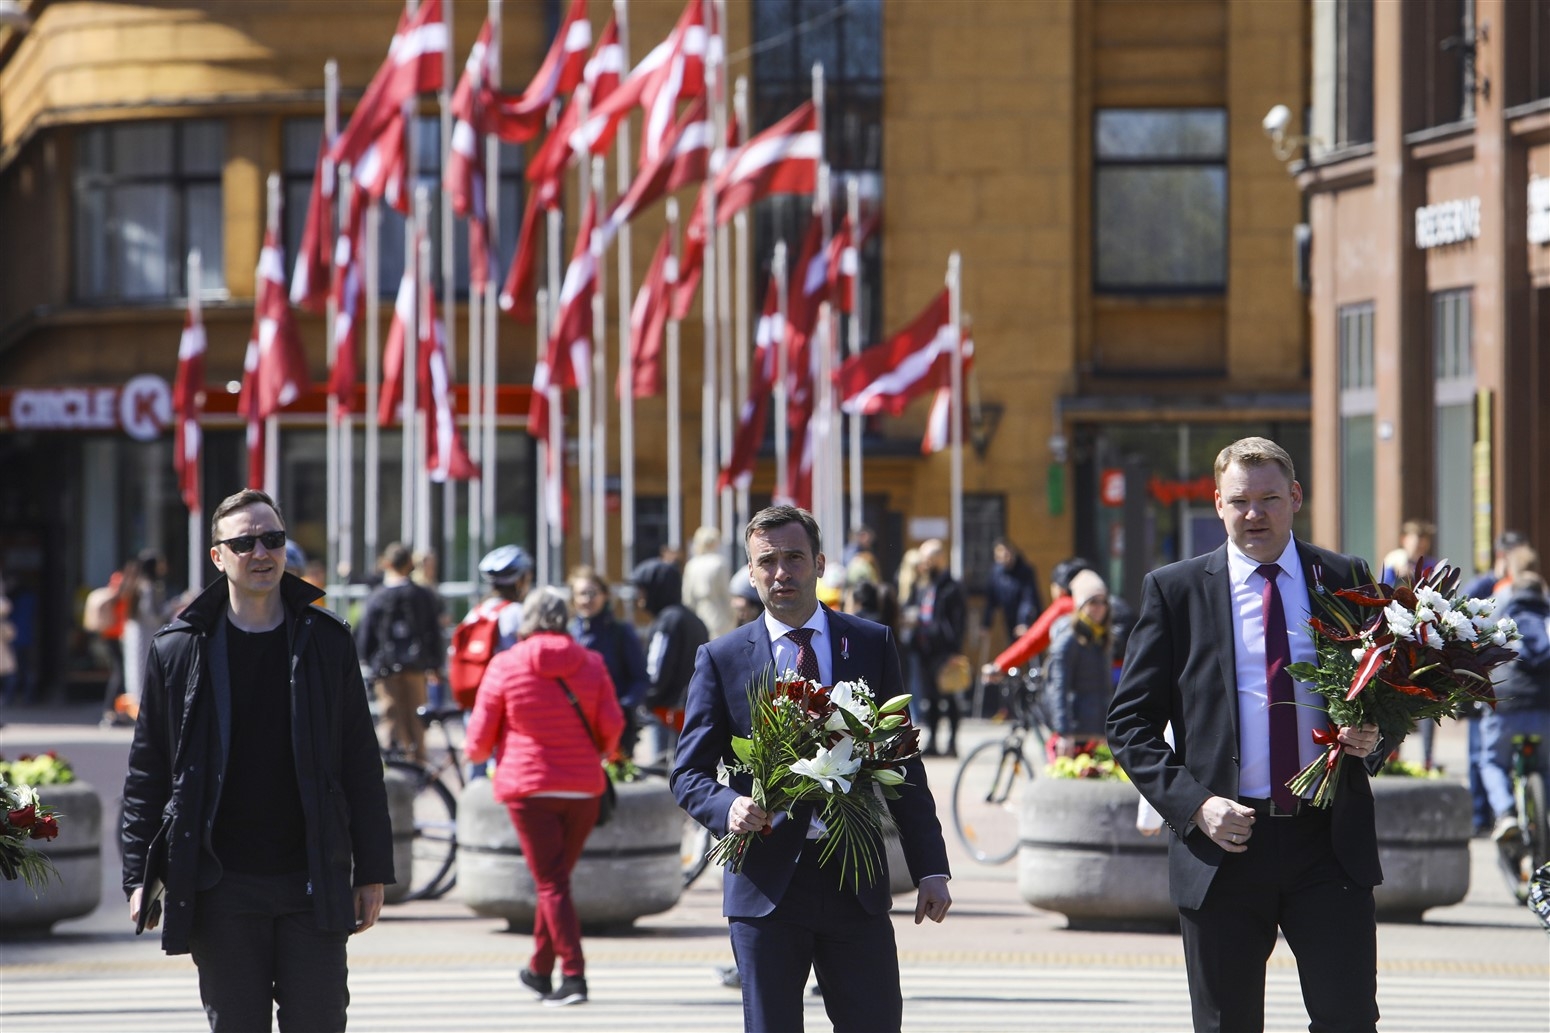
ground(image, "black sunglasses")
xmin=215 ymin=530 xmax=287 ymax=554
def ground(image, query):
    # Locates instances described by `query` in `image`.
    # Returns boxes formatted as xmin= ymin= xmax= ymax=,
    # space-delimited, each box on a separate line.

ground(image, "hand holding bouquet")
xmin=707 ymin=668 xmax=921 ymax=890
xmin=1286 ymin=561 xmax=1521 ymax=807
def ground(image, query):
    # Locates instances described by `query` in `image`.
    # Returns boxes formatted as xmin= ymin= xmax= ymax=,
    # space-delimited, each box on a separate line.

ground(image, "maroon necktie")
xmin=785 ymin=628 xmax=822 ymax=684
xmin=1258 ymin=563 xmax=1300 ymax=811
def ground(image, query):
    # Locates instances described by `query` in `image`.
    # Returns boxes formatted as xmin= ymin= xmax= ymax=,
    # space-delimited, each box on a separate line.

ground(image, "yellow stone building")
xmin=0 ymin=0 xmax=1311 ymax=696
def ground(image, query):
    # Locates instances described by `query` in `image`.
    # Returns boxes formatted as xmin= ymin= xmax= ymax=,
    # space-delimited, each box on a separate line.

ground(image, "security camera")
xmin=1262 ymin=104 xmax=1292 ymax=138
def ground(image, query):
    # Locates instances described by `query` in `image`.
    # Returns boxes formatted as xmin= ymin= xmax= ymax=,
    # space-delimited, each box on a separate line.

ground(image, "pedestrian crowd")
xmin=82 ymin=436 xmax=1549 ymax=1031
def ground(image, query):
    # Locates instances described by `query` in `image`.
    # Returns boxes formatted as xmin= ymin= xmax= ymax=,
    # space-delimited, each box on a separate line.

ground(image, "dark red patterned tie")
xmin=785 ymin=628 xmax=822 ymax=684
xmin=1258 ymin=563 xmax=1300 ymax=811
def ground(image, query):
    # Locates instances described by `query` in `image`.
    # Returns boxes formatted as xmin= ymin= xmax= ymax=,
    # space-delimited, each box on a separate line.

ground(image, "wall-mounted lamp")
xmin=1262 ymin=104 xmax=1323 ymax=164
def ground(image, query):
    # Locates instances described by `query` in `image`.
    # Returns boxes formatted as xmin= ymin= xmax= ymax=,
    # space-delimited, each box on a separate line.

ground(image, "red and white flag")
xmin=528 ymin=196 xmax=597 ymax=435
xmin=921 ymin=333 xmax=973 ymax=455
xmin=446 ymin=19 xmax=497 ymax=288
xmin=526 ymin=16 xmax=622 ymax=192
xmin=239 ymin=229 xmax=310 ymax=488
xmin=289 ymin=138 xmax=334 ymax=312
xmin=824 ymin=214 xmax=875 ymax=314
xmin=480 ymin=0 xmax=591 ymax=144
xmin=327 ymin=184 xmax=364 ymax=420
xmin=172 ymin=295 xmax=206 ymax=511
xmin=624 ymin=226 xmax=675 ymax=399
xmin=419 ymin=291 xmax=478 ymax=481
xmin=669 ymin=196 xmax=706 ymax=320
xmin=330 ymin=0 xmax=447 ymax=170
xmin=498 ymin=181 xmax=556 ymax=323
xmin=836 ymin=291 xmax=956 ymax=417
xmin=351 ymin=109 xmax=410 ymax=214
xmin=377 ymin=270 xmax=417 ymax=427
xmin=605 ymin=97 xmax=711 ymax=234
xmin=712 ymin=101 xmax=820 ymax=225
xmin=718 ymin=276 xmax=781 ymax=491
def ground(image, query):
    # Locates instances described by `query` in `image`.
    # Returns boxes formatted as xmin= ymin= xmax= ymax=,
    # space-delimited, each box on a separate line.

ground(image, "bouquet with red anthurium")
xmin=1286 ymin=561 xmax=1521 ymax=807
xmin=706 ymin=666 xmax=921 ymax=890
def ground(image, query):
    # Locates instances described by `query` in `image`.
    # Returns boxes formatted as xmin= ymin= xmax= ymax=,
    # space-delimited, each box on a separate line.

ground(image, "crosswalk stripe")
xmin=3 ymin=963 xmax=1545 ymax=1033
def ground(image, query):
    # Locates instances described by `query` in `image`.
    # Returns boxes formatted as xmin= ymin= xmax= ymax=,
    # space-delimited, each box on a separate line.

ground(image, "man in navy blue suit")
xmin=671 ymin=506 xmax=952 ymax=1033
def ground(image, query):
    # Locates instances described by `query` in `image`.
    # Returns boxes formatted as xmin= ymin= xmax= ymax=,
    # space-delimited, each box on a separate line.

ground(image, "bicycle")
xmin=383 ymin=705 xmax=467 ymax=902
xmin=950 ymin=668 xmax=1052 ymax=865
xmin=1495 ymin=733 xmax=1548 ymax=905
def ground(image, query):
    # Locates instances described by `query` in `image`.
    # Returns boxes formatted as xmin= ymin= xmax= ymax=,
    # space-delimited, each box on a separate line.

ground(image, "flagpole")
xmin=439 ymin=0 xmax=457 ymax=586
xmin=615 ymin=0 xmax=635 ymax=576
xmin=535 ymin=286 xmax=551 ymax=586
xmin=947 ymin=250 xmax=963 ymax=582
xmin=415 ymin=185 xmax=435 ymax=557
xmin=698 ymin=0 xmax=718 ymax=538
xmin=365 ymin=199 xmax=382 ymax=567
xmin=590 ymin=155 xmax=608 ymax=581
xmin=812 ymin=61 xmax=834 ymax=547
xmin=264 ymin=172 xmax=282 ymax=501
xmin=324 ymin=60 xmax=341 ymax=596
xmin=773 ymin=238 xmax=789 ymax=503
xmin=186 ymin=248 xmax=205 ymax=591
xmin=713 ymin=0 xmax=733 ymax=556
xmin=574 ymin=83 xmax=594 ymax=568
xmin=732 ymin=75 xmax=750 ymax=545
xmin=666 ymin=197 xmax=683 ymax=551
xmin=401 ymin=0 xmax=420 ymax=550
xmin=337 ymin=162 xmax=356 ymax=585
xmin=846 ymin=174 xmax=863 ymax=537
xmin=478 ymin=2 xmax=502 ymax=574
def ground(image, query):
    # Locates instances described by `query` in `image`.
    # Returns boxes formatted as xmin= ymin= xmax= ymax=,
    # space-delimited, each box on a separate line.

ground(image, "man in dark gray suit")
xmin=1108 ymin=437 xmax=1385 ymax=1033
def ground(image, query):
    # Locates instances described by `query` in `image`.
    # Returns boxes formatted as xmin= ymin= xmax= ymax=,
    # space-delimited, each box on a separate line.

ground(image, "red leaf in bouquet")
xmin=1333 ymin=585 xmax=1397 ymax=608
xmin=1347 ymin=641 xmax=1393 ymax=700
xmin=7 ymin=805 xmax=35 ymax=829
xmin=1376 ymin=675 xmax=1442 ymax=699
xmin=30 ymin=814 xmax=59 ymax=841
xmin=1309 ymin=616 xmax=1365 ymax=643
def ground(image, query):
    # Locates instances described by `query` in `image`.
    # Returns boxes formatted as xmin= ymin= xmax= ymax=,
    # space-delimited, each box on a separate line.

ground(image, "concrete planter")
xmin=457 ymin=777 xmax=683 ymax=931
xmin=382 ymin=767 xmax=417 ymax=905
xmin=0 ymin=782 xmax=103 ymax=937
xmin=1017 ymin=777 xmax=1173 ymax=930
xmin=1371 ymin=777 xmax=1471 ymax=922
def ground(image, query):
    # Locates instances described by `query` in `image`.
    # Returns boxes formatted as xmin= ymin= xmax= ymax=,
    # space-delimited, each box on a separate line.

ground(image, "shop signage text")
xmin=8 ymin=375 xmax=172 ymax=441
xmin=1530 ymin=178 xmax=1550 ymax=247
xmin=1414 ymin=197 xmax=1480 ymax=249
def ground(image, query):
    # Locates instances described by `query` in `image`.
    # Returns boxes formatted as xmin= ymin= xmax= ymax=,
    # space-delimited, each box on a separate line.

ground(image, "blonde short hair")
xmin=1214 ymin=437 xmax=1296 ymax=486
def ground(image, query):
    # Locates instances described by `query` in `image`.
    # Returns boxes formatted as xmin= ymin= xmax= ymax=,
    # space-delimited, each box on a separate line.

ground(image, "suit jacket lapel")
xmin=1202 ymin=545 xmax=1240 ymax=749
xmin=824 ymin=606 xmax=855 ymax=685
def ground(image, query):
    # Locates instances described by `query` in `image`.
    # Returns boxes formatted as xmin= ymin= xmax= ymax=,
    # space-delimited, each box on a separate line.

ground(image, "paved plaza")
xmin=2 ymin=710 xmax=1546 ymax=1032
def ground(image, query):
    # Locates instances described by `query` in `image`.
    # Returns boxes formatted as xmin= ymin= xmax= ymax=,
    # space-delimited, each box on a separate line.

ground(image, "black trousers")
xmin=728 ymin=844 xmax=902 ymax=1033
xmin=1179 ymin=808 xmax=1379 ymax=1033
xmin=188 ymin=871 xmax=350 ymax=1033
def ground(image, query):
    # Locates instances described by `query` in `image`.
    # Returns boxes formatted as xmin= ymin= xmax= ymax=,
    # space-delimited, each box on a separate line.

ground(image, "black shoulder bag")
xmin=556 ymin=676 xmax=617 ymax=826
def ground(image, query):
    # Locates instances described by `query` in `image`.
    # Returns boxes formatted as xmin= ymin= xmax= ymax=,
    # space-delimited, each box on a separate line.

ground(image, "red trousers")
xmin=506 ymin=795 xmax=600 ymax=978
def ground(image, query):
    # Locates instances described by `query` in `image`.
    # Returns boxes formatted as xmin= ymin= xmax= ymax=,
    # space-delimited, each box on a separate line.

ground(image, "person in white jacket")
xmin=680 ymin=526 xmax=734 ymax=640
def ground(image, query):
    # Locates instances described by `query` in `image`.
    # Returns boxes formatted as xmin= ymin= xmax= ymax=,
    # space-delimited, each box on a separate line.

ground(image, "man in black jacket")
xmin=121 ymin=489 xmax=393 ymax=1032
xmin=356 ymin=541 xmax=445 ymax=762
xmin=1107 ymin=438 xmax=1383 ymax=1032
xmin=903 ymin=539 xmax=967 ymax=756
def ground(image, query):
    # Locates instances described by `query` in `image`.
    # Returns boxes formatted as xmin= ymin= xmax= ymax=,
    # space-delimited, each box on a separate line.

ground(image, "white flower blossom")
xmin=1488 ymin=617 xmax=1519 ymax=647
xmin=1351 ymin=646 xmax=1368 ymax=664
xmin=1385 ymin=601 xmax=1418 ymax=641
xmin=825 ymin=681 xmax=874 ymax=732
xmin=1417 ymin=622 xmax=1444 ymax=650
xmin=1415 ymin=604 xmax=1437 ymax=625
xmin=1414 ymin=587 xmax=1450 ymax=614
xmin=1473 ymin=613 xmax=1498 ymax=634
xmin=789 ymin=737 xmax=862 ymax=794
xmin=1464 ymin=596 xmax=1495 ymax=618
xmin=1440 ymin=609 xmax=1477 ymax=642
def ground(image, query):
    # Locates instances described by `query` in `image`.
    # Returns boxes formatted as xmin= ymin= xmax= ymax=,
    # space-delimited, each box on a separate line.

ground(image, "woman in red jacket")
xmin=465 ymin=586 xmax=625 ymax=1009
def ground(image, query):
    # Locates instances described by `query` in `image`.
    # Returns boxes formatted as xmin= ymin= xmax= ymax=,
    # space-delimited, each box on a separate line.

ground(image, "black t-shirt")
xmin=211 ymin=618 xmax=309 ymax=876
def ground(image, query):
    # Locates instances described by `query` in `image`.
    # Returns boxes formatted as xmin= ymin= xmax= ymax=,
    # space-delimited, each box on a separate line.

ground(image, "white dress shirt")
xmin=1226 ymin=535 xmax=1323 ymax=798
xmin=765 ymin=608 xmax=832 ymax=686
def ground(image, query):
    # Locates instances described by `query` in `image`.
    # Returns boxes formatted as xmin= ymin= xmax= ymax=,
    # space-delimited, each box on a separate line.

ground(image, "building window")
xmin=1409 ymin=0 xmax=1474 ymax=131
xmin=961 ymin=494 xmax=1006 ymax=595
xmin=751 ymin=0 xmax=883 ymax=347
xmin=1335 ymin=0 xmax=1374 ymax=146
xmin=1338 ymin=303 xmax=1377 ymax=565
xmin=284 ymin=117 xmax=526 ymax=299
xmin=1504 ymin=0 xmax=1550 ymax=105
xmin=1432 ymin=289 xmax=1474 ymax=569
xmin=1093 ymin=109 xmax=1227 ymax=293
xmin=74 ymin=120 xmax=226 ymax=302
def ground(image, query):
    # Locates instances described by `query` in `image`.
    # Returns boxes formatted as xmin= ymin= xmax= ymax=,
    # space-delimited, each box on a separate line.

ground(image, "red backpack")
xmin=447 ymin=607 xmax=501 ymax=710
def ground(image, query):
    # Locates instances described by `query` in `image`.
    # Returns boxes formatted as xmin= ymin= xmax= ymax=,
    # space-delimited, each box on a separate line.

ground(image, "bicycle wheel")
xmin=387 ymin=760 xmax=458 ymax=902
xmin=951 ymin=738 xmax=1033 ymax=865
xmin=680 ymin=816 xmax=717 ymax=888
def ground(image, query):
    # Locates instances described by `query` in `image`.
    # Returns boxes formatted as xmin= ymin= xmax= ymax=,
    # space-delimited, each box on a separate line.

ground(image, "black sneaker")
xmin=518 ymin=968 xmax=552 ymax=999
xmin=543 ymin=975 xmax=588 ymax=1007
